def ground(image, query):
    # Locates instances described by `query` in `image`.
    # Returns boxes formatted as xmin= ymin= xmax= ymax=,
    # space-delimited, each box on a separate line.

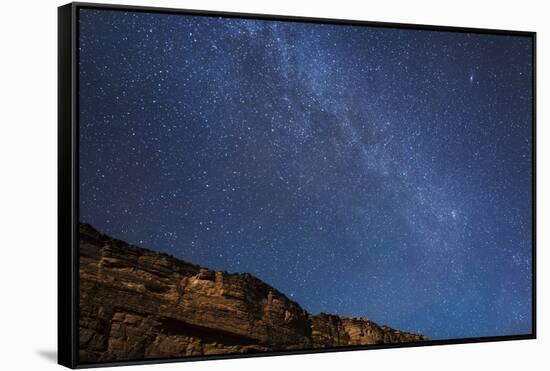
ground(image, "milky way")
xmin=79 ymin=9 xmax=533 ymax=340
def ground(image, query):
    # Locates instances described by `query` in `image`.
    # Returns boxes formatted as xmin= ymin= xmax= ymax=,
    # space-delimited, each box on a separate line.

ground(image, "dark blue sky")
xmin=79 ymin=9 xmax=533 ymax=341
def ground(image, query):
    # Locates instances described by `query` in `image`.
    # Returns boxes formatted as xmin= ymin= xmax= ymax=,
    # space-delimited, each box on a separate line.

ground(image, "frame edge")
xmin=71 ymin=1 xmax=535 ymax=36
xmin=58 ymin=2 xmax=78 ymax=369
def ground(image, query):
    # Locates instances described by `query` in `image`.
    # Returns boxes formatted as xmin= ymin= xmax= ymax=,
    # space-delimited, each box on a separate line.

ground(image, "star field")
xmin=79 ymin=9 xmax=533 ymax=340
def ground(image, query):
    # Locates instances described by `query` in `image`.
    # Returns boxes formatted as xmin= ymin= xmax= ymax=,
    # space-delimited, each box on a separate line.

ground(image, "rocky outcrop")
xmin=79 ymin=223 xmax=427 ymax=363
xmin=311 ymin=313 xmax=426 ymax=347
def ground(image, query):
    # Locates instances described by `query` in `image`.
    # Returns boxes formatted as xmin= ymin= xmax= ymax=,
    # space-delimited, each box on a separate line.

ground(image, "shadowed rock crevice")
xmin=78 ymin=223 xmax=427 ymax=363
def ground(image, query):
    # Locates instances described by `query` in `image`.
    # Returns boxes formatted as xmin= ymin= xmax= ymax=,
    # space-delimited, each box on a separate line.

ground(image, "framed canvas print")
xmin=58 ymin=2 xmax=536 ymax=368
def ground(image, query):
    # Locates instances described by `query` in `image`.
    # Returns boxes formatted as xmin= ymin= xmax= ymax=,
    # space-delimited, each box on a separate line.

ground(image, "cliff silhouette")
xmin=79 ymin=223 xmax=427 ymax=363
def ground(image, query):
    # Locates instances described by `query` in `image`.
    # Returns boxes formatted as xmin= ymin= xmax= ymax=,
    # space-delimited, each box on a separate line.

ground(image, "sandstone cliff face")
xmin=311 ymin=313 xmax=425 ymax=347
xmin=79 ymin=223 xmax=427 ymax=363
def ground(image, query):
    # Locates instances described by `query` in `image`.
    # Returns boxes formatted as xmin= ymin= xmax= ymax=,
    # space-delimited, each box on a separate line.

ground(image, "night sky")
xmin=79 ymin=9 xmax=533 ymax=341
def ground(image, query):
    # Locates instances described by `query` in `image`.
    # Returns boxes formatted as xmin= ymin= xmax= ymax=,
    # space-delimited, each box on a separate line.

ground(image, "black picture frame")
xmin=58 ymin=2 xmax=537 ymax=368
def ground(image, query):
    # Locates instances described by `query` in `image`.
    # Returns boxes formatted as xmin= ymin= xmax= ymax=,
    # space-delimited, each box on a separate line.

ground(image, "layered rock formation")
xmin=79 ymin=223 xmax=427 ymax=363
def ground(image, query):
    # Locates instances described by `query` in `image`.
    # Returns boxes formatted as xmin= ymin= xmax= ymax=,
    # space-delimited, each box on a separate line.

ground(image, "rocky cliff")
xmin=79 ymin=223 xmax=427 ymax=363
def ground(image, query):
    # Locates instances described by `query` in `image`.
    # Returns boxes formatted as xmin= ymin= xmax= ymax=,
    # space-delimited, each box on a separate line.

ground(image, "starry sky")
xmin=78 ymin=8 xmax=533 ymax=341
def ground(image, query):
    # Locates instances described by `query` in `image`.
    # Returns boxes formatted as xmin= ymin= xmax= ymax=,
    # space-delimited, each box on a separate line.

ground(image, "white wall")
xmin=0 ymin=0 xmax=545 ymax=369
